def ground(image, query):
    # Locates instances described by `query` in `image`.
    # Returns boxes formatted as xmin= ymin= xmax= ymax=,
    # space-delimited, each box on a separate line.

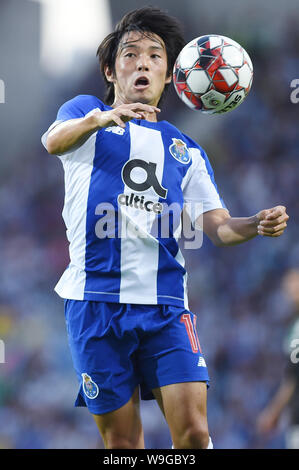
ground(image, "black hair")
xmin=96 ymin=6 xmax=185 ymax=105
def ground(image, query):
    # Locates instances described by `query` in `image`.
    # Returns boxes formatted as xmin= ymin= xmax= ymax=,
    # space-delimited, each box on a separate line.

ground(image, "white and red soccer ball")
xmin=173 ymin=34 xmax=253 ymax=114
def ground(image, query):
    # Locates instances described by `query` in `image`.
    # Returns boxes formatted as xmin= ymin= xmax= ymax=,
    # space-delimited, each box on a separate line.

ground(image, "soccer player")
xmin=257 ymin=269 xmax=299 ymax=449
xmin=42 ymin=7 xmax=289 ymax=449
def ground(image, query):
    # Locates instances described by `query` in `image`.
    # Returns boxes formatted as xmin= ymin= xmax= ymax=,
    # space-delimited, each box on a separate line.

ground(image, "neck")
xmin=142 ymin=111 xmax=158 ymax=122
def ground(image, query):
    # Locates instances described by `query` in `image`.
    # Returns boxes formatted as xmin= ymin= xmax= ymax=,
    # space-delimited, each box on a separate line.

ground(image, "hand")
xmin=255 ymin=205 xmax=289 ymax=237
xmin=95 ymin=102 xmax=161 ymax=129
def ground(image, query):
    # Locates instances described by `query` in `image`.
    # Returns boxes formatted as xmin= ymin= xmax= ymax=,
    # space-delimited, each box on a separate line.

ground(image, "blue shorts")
xmin=64 ymin=300 xmax=209 ymax=415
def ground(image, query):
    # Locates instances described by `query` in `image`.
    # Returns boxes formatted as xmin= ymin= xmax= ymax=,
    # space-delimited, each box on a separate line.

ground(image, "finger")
xmin=258 ymin=225 xmax=287 ymax=236
xmin=135 ymin=103 xmax=161 ymax=112
xmin=112 ymin=116 xmax=127 ymax=128
xmin=260 ymin=214 xmax=289 ymax=227
xmin=258 ymin=222 xmax=287 ymax=235
xmin=263 ymin=229 xmax=286 ymax=237
xmin=256 ymin=209 xmax=272 ymax=222
xmin=259 ymin=230 xmax=284 ymax=237
xmin=118 ymin=110 xmax=144 ymax=120
xmin=272 ymin=230 xmax=286 ymax=237
xmin=129 ymin=103 xmax=161 ymax=113
xmin=265 ymin=206 xmax=286 ymax=220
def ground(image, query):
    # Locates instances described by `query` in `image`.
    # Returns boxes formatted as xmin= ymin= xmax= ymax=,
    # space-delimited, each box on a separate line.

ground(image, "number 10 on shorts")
xmin=180 ymin=313 xmax=202 ymax=354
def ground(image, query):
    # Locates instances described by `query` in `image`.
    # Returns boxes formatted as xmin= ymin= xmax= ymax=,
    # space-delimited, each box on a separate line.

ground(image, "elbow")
xmin=46 ymin=135 xmax=58 ymax=155
xmin=206 ymin=232 xmax=223 ymax=247
xmin=205 ymin=229 xmax=225 ymax=247
xmin=209 ymin=233 xmax=233 ymax=247
xmin=213 ymin=237 xmax=238 ymax=247
xmin=47 ymin=135 xmax=66 ymax=155
xmin=212 ymin=237 xmax=226 ymax=247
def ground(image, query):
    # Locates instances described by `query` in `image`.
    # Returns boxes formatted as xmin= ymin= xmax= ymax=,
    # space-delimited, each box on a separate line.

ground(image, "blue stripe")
xmin=83 ymin=123 xmax=131 ymax=300
xmin=56 ymin=94 xmax=106 ymax=121
xmin=156 ymin=124 xmax=190 ymax=304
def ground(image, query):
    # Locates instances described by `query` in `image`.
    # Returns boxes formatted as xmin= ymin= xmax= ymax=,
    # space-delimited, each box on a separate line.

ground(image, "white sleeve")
xmin=41 ymin=120 xmax=65 ymax=151
xmin=41 ymin=106 xmax=102 ymax=156
xmin=182 ymin=147 xmax=227 ymax=225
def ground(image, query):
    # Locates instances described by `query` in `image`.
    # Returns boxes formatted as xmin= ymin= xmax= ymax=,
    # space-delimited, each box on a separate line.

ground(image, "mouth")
xmin=134 ymin=76 xmax=150 ymax=90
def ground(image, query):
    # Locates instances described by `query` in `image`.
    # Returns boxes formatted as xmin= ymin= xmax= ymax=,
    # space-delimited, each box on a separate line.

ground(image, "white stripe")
xmin=84 ymin=291 xmax=119 ymax=295
xmin=85 ymin=291 xmax=185 ymax=302
xmin=174 ymin=248 xmax=189 ymax=309
xmin=182 ymin=147 xmax=224 ymax=224
xmin=157 ymin=294 xmax=184 ymax=301
xmin=119 ymin=123 xmax=165 ymax=304
xmin=54 ymin=133 xmax=97 ymax=300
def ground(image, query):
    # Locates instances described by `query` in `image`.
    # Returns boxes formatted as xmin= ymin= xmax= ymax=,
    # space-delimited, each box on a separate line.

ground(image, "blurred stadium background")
xmin=0 ymin=0 xmax=298 ymax=449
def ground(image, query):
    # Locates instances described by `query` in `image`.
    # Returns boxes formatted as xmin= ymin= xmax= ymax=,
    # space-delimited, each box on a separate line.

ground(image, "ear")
xmin=165 ymin=73 xmax=172 ymax=85
xmin=104 ymin=65 xmax=115 ymax=83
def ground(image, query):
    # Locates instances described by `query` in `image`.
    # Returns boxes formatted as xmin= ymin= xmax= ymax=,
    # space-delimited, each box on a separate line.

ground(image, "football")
xmin=173 ymin=34 xmax=253 ymax=114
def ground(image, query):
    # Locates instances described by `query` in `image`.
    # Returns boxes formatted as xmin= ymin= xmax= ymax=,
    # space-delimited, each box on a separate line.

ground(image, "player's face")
xmin=106 ymin=31 xmax=171 ymax=108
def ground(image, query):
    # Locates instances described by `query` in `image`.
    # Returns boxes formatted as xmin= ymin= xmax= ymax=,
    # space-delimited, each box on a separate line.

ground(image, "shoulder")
xmin=179 ymin=132 xmax=212 ymax=168
xmin=58 ymin=94 xmax=109 ymax=115
xmin=177 ymin=132 xmax=218 ymax=179
xmin=159 ymin=121 xmax=209 ymax=169
xmin=181 ymin=132 xmax=205 ymax=154
xmin=162 ymin=122 xmax=205 ymax=154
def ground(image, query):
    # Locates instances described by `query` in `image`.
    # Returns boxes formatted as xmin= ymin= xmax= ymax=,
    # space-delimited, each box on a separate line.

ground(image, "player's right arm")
xmin=47 ymin=102 xmax=160 ymax=155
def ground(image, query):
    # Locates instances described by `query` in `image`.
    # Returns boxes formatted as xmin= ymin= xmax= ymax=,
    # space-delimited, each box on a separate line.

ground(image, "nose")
xmin=137 ymin=54 xmax=149 ymax=71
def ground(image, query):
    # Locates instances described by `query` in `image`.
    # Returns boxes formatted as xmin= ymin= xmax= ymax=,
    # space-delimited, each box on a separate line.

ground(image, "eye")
xmin=125 ymin=52 xmax=135 ymax=58
xmin=151 ymin=54 xmax=161 ymax=59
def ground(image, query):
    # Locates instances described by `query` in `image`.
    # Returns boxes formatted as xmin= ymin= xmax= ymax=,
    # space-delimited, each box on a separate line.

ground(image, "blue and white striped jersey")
xmin=42 ymin=95 xmax=226 ymax=308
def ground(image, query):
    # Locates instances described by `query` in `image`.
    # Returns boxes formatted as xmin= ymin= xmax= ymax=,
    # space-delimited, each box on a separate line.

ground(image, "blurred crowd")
xmin=0 ymin=17 xmax=298 ymax=449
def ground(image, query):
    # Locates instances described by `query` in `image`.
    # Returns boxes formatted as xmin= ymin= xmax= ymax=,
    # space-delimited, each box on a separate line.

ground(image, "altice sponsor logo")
xmin=117 ymin=192 xmax=163 ymax=214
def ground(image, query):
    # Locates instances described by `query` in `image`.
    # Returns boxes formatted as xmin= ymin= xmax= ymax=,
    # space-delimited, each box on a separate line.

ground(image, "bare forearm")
xmin=46 ymin=102 xmax=160 ymax=156
xmin=47 ymin=113 xmax=101 ymax=155
xmin=202 ymin=206 xmax=288 ymax=247
xmin=215 ymin=215 xmax=259 ymax=246
xmin=268 ymin=379 xmax=296 ymax=417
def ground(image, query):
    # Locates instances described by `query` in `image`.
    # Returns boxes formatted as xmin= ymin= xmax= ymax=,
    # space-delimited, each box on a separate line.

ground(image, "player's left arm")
xmin=201 ymin=205 xmax=289 ymax=246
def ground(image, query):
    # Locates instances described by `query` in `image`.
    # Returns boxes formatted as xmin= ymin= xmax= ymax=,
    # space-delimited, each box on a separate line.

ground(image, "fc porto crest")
xmin=169 ymin=138 xmax=191 ymax=164
xmin=82 ymin=373 xmax=99 ymax=400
